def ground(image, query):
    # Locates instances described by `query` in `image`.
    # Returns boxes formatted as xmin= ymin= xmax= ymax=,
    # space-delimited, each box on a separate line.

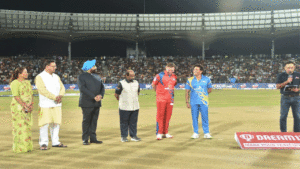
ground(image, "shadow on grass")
xmin=251 ymin=150 xmax=294 ymax=168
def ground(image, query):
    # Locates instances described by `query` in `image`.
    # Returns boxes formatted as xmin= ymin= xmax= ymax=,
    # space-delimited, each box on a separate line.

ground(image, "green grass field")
xmin=1 ymin=89 xmax=300 ymax=169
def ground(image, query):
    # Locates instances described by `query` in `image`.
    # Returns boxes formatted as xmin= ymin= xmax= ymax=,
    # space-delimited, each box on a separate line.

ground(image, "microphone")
xmin=288 ymin=74 xmax=293 ymax=84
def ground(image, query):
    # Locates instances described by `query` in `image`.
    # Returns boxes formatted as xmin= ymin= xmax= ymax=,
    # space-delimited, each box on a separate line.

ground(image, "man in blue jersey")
xmin=185 ymin=64 xmax=212 ymax=139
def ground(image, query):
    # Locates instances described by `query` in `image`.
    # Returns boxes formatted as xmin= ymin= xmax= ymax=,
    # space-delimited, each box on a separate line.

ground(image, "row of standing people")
xmin=8 ymin=59 xmax=221 ymax=152
xmin=10 ymin=59 xmax=105 ymax=152
xmin=78 ymin=61 xmax=214 ymax=144
xmin=11 ymin=59 xmax=300 ymax=153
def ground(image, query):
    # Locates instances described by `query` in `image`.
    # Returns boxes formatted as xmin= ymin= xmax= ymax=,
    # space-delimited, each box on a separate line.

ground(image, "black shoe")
xmin=83 ymin=140 xmax=90 ymax=145
xmin=52 ymin=143 xmax=67 ymax=148
xmin=121 ymin=137 xmax=128 ymax=142
xmin=90 ymin=140 xmax=103 ymax=144
xmin=131 ymin=136 xmax=141 ymax=142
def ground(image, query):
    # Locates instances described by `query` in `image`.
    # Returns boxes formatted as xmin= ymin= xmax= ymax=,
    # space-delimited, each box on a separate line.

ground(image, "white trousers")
xmin=39 ymin=123 xmax=61 ymax=146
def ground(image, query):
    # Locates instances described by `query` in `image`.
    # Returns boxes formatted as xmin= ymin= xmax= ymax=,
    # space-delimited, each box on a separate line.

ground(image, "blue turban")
xmin=82 ymin=59 xmax=96 ymax=71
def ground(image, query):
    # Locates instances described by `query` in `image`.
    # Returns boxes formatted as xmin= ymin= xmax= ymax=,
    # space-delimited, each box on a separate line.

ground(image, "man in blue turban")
xmin=77 ymin=59 xmax=105 ymax=145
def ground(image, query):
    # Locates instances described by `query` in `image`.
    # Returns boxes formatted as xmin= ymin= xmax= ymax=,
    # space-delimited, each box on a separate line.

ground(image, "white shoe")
xmin=191 ymin=133 xmax=199 ymax=139
xmin=156 ymin=134 xmax=163 ymax=140
xmin=204 ymin=133 xmax=212 ymax=139
xmin=165 ymin=133 xmax=173 ymax=139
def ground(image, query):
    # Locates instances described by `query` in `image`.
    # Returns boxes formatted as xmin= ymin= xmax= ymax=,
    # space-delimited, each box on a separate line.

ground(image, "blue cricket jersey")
xmin=185 ymin=75 xmax=212 ymax=105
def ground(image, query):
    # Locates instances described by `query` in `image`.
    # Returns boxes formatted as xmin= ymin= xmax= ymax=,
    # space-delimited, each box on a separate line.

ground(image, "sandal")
xmin=52 ymin=143 xmax=67 ymax=148
xmin=40 ymin=144 xmax=48 ymax=150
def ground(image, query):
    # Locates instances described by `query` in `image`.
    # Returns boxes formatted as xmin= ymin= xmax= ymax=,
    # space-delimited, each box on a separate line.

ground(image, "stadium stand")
xmin=0 ymin=54 xmax=298 ymax=85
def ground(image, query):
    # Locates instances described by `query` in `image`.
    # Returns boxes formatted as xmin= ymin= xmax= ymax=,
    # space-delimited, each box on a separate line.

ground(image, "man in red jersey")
xmin=152 ymin=63 xmax=177 ymax=140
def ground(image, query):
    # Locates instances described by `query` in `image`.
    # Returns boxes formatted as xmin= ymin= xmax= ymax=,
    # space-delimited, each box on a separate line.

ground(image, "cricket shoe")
xmin=156 ymin=134 xmax=163 ymax=140
xmin=204 ymin=133 xmax=212 ymax=139
xmin=164 ymin=133 xmax=173 ymax=139
xmin=191 ymin=133 xmax=199 ymax=139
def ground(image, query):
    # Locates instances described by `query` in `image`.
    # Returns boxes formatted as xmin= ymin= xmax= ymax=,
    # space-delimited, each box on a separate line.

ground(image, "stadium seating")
xmin=0 ymin=54 xmax=298 ymax=84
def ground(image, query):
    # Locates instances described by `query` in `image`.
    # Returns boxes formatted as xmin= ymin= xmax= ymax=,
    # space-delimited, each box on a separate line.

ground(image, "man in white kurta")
xmin=35 ymin=60 xmax=66 ymax=149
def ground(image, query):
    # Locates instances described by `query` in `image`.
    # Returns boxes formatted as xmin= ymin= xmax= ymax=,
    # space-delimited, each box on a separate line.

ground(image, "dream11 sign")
xmin=235 ymin=132 xmax=300 ymax=149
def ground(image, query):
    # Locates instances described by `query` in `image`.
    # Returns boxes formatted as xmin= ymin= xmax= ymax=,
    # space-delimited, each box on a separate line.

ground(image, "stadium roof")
xmin=1 ymin=9 xmax=300 ymax=43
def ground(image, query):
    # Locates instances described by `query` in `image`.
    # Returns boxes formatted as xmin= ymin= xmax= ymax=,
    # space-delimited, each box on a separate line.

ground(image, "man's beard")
xmin=90 ymin=69 xmax=97 ymax=73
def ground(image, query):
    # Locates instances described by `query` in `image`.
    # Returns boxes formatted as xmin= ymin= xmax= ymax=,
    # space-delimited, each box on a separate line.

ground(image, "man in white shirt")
xmin=115 ymin=70 xmax=141 ymax=142
xmin=35 ymin=60 xmax=66 ymax=150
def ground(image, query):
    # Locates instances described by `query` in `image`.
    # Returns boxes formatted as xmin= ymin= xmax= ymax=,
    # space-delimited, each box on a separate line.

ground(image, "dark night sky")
xmin=3 ymin=0 xmax=300 ymax=14
xmin=1 ymin=0 xmax=300 ymax=57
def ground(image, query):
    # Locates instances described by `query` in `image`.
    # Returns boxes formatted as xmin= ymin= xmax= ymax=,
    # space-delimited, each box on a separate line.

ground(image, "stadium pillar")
xmin=135 ymin=41 xmax=139 ymax=60
xmin=68 ymin=41 xmax=71 ymax=61
xmin=201 ymin=13 xmax=206 ymax=60
xmin=271 ymin=39 xmax=275 ymax=59
xmin=202 ymin=41 xmax=205 ymax=60
xmin=270 ymin=10 xmax=275 ymax=59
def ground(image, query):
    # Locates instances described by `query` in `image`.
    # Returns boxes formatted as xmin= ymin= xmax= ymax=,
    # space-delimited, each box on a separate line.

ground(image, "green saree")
xmin=10 ymin=80 xmax=33 ymax=153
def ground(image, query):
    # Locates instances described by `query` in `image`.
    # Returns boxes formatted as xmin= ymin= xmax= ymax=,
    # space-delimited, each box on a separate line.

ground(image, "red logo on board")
xmin=4 ymin=85 xmax=10 ymax=91
xmin=252 ymin=84 xmax=259 ymax=88
xmin=69 ymin=85 xmax=76 ymax=90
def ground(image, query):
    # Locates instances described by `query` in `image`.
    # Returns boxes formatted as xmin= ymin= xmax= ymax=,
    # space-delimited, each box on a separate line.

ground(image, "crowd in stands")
xmin=0 ymin=54 xmax=299 ymax=85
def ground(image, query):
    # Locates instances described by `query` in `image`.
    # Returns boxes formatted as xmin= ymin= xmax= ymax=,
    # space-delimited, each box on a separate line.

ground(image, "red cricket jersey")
xmin=152 ymin=71 xmax=177 ymax=102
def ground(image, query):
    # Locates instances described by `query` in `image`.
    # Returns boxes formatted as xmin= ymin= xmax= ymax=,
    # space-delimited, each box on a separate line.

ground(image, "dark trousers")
xmin=119 ymin=109 xmax=139 ymax=138
xmin=81 ymin=107 xmax=100 ymax=141
xmin=280 ymin=95 xmax=300 ymax=132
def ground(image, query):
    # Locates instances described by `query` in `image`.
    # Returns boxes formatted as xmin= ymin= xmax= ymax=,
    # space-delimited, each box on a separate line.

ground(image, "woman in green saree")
xmin=10 ymin=67 xmax=34 ymax=153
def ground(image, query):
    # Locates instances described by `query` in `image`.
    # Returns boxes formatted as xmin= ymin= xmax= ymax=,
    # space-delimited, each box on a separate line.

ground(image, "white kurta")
xmin=35 ymin=71 xmax=65 ymax=126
